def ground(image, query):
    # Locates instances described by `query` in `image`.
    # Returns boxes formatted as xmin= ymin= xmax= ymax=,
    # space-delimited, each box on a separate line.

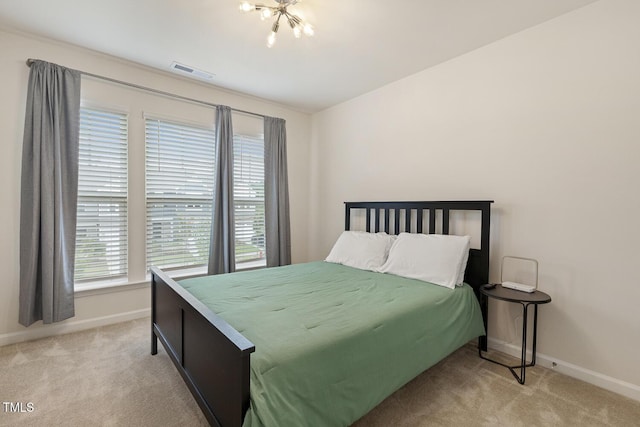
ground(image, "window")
xmin=145 ymin=118 xmax=216 ymax=271
xmin=75 ymin=108 xmax=128 ymax=282
xmin=234 ymin=135 xmax=266 ymax=268
xmin=75 ymin=104 xmax=266 ymax=286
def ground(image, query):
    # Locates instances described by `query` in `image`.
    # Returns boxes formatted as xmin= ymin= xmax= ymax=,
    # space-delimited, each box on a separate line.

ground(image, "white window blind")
xmin=145 ymin=118 xmax=216 ymax=271
xmin=233 ymin=135 xmax=266 ymax=267
xmin=75 ymin=107 xmax=128 ymax=282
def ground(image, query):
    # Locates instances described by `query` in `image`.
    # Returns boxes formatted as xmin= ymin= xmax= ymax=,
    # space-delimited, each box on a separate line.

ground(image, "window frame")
xmin=233 ymin=133 xmax=267 ymax=270
xmin=144 ymin=116 xmax=217 ymax=273
xmin=74 ymin=105 xmax=129 ymax=288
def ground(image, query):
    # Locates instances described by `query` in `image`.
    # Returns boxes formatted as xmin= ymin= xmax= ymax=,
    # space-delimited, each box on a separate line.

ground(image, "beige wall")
xmin=310 ymin=0 xmax=640 ymax=396
xmin=0 ymin=28 xmax=311 ymax=344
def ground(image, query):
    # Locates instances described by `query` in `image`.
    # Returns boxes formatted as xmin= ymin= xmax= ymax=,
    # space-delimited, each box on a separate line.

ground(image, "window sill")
xmin=74 ymin=261 xmax=267 ymax=297
xmin=236 ymin=259 xmax=267 ymax=271
xmin=74 ymin=279 xmax=149 ymax=298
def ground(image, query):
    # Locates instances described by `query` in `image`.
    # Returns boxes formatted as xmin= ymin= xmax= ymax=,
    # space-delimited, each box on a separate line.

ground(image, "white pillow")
xmin=377 ymin=233 xmax=471 ymax=289
xmin=325 ymin=231 xmax=396 ymax=271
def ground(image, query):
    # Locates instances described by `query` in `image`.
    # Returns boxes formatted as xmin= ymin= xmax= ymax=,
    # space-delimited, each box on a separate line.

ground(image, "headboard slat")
xmin=442 ymin=209 xmax=450 ymax=235
xmin=384 ymin=209 xmax=390 ymax=233
xmin=404 ymin=209 xmax=411 ymax=233
xmin=393 ymin=209 xmax=400 ymax=234
xmin=428 ymin=209 xmax=436 ymax=234
xmin=365 ymin=209 xmax=371 ymax=232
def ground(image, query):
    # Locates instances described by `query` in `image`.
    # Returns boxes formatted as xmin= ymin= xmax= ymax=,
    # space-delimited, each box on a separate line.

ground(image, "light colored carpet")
xmin=1 ymin=318 xmax=639 ymax=426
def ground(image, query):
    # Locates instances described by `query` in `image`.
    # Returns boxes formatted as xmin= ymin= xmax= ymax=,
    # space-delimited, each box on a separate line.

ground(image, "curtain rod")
xmin=26 ymin=58 xmax=267 ymax=120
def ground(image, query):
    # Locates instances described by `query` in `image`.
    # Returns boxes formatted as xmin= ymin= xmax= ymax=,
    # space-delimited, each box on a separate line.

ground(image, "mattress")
xmin=179 ymin=261 xmax=484 ymax=427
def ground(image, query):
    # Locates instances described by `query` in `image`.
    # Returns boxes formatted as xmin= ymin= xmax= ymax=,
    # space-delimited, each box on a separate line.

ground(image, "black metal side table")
xmin=478 ymin=284 xmax=551 ymax=384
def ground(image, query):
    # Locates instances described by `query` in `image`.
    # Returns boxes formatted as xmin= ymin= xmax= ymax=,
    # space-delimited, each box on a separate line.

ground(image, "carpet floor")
xmin=1 ymin=318 xmax=639 ymax=426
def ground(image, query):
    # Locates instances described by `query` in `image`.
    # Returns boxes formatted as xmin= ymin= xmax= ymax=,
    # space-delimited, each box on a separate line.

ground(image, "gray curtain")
xmin=19 ymin=60 xmax=81 ymax=326
xmin=208 ymin=106 xmax=236 ymax=274
xmin=264 ymin=116 xmax=291 ymax=267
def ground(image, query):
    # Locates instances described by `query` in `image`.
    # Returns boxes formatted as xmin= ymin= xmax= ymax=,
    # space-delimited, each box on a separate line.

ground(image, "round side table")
xmin=478 ymin=283 xmax=551 ymax=384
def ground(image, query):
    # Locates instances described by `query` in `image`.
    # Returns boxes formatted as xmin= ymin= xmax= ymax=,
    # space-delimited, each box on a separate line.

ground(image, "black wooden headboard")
xmin=344 ymin=200 xmax=493 ymax=290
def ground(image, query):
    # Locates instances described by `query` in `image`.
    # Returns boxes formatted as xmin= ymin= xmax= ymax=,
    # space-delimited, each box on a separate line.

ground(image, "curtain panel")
xmin=264 ymin=116 xmax=291 ymax=267
xmin=208 ymin=105 xmax=236 ymax=274
xmin=19 ymin=60 xmax=81 ymax=326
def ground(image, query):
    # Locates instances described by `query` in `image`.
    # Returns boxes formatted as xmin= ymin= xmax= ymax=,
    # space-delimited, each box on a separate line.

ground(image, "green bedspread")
xmin=179 ymin=261 xmax=484 ymax=427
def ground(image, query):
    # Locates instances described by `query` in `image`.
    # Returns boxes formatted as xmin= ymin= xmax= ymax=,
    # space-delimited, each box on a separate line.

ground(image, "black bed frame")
xmin=151 ymin=200 xmax=493 ymax=427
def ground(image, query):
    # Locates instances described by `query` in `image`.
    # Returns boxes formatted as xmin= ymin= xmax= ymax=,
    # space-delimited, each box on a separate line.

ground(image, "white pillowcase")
xmin=377 ymin=233 xmax=471 ymax=289
xmin=325 ymin=231 xmax=396 ymax=271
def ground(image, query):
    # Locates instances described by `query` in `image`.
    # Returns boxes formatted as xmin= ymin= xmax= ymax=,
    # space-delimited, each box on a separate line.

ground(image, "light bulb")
xmin=293 ymin=26 xmax=302 ymax=38
xmin=239 ymin=2 xmax=254 ymax=12
xmin=267 ymin=31 xmax=277 ymax=48
xmin=261 ymin=8 xmax=273 ymax=19
xmin=303 ymin=23 xmax=314 ymax=36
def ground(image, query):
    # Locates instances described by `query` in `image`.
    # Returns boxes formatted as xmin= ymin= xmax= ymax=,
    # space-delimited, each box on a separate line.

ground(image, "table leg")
xmin=518 ymin=303 xmax=529 ymax=384
xmin=479 ymin=301 xmax=539 ymax=385
xmin=531 ymin=304 xmax=538 ymax=366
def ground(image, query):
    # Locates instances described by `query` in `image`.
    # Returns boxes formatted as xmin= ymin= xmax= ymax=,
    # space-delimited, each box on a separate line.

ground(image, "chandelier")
xmin=239 ymin=0 xmax=314 ymax=48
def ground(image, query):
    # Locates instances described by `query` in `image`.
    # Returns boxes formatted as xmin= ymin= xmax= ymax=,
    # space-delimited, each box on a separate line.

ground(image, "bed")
xmin=151 ymin=200 xmax=493 ymax=427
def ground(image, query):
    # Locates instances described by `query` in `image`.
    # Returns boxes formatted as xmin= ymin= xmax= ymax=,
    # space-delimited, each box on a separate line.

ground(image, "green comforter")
xmin=179 ymin=261 xmax=484 ymax=427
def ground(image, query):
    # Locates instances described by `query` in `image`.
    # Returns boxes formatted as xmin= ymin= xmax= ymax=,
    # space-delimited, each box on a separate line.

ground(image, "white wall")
xmin=310 ymin=0 xmax=640 ymax=397
xmin=0 ymin=28 xmax=311 ymax=344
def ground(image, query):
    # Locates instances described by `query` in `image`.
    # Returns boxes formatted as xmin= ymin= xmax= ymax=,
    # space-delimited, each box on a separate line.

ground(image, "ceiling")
xmin=0 ymin=0 xmax=598 ymax=113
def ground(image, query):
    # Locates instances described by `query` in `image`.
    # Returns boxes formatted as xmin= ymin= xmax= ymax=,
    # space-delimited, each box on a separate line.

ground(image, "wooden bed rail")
xmin=151 ymin=267 xmax=254 ymax=427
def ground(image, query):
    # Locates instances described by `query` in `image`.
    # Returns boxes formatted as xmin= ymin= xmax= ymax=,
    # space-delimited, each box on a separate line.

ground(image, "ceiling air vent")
xmin=169 ymin=62 xmax=215 ymax=81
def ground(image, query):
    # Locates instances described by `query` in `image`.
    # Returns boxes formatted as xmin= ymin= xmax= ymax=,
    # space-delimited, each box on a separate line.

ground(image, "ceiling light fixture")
xmin=239 ymin=0 xmax=314 ymax=48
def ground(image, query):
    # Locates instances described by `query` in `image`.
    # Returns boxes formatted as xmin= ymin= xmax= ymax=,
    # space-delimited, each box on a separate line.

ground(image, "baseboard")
xmin=488 ymin=338 xmax=640 ymax=402
xmin=0 ymin=308 xmax=151 ymax=347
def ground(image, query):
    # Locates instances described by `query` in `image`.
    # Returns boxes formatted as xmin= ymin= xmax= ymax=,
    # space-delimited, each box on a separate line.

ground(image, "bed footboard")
xmin=151 ymin=267 xmax=255 ymax=427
